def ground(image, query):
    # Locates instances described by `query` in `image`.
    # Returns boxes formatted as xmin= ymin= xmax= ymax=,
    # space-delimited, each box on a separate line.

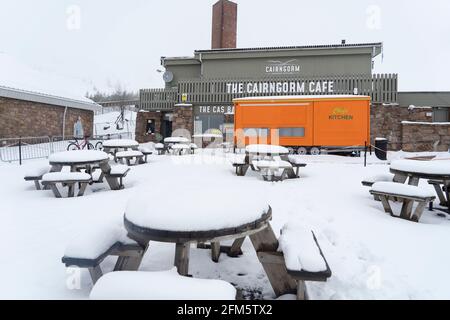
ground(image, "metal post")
xmin=19 ymin=137 xmax=22 ymax=166
xmin=364 ymin=141 xmax=367 ymax=168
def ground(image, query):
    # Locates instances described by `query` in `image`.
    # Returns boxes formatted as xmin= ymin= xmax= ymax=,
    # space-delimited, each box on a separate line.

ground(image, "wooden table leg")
xmin=211 ymin=242 xmax=221 ymax=263
xmin=99 ymin=161 xmax=121 ymax=190
xmin=228 ymin=237 xmax=245 ymax=257
xmin=408 ymin=176 xmax=420 ymax=186
xmin=174 ymin=242 xmax=190 ymax=276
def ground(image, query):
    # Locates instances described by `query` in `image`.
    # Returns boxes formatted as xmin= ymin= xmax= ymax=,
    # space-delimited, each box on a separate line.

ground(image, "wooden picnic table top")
xmin=49 ymin=150 xmax=109 ymax=167
xmin=102 ymin=139 xmax=139 ymax=149
xmin=124 ymin=208 xmax=272 ymax=244
xmin=390 ymin=159 xmax=450 ymax=181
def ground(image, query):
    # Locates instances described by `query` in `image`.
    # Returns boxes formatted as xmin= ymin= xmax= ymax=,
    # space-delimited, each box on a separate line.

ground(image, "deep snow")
xmin=1 ymin=150 xmax=450 ymax=300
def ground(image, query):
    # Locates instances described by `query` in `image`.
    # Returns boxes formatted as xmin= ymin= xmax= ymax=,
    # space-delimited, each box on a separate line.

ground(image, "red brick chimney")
xmin=211 ymin=0 xmax=237 ymax=49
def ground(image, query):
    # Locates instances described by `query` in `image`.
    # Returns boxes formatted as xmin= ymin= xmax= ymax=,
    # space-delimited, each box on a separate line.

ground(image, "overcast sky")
xmin=1 ymin=0 xmax=449 ymax=93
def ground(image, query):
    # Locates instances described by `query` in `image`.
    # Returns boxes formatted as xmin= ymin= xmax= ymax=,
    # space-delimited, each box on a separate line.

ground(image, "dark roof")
xmin=195 ymin=42 xmax=383 ymax=54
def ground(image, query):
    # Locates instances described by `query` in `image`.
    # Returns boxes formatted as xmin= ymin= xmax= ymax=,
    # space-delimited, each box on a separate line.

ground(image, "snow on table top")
xmin=64 ymin=221 xmax=137 ymax=260
xmin=171 ymin=144 xmax=190 ymax=150
xmin=90 ymin=269 xmax=236 ymax=300
xmin=246 ymin=144 xmax=289 ymax=154
xmin=278 ymin=223 xmax=328 ymax=273
xmin=189 ymin=143 xmax=198 ymax=149
xmin=287 ymin=155 xmax=308 ymax=165
xmin=125 ymin=186 xmax=270 ymax=232
xmin=102 ymin=139 xmax=139 ymax=148
xmin=116 ymin=150 xmax=143 ymax=157
xmin=253 ymin=160 xmax=292 ymax=169
xmin=363 ymin=173 xmax=394 ymax=183
xmin=164 ymin=137 xmax=190 ymax=143
xmin=391 ymin=159 xmax=450 ymax=176
xmin=25 ymin=165 xmax=50 ymax=177
xmin=110 ymin=165 xmax=130 ymax=175
xmin=192 ymin=134 xmax=223 ymax=139
xmin=138 ymin=147 xmax=153 ymax=154
xmin=371 ymin=182 xmax=436 ymax=198
xmin=155 ymin=143 xmax=164 ymax=149
xmin=229 ymin=154 xmax=246 ymax=165
xmin=42 ymin=172 xmax=91 ymax=182
xmin=49 ymin=150 xmax=109 ymax=164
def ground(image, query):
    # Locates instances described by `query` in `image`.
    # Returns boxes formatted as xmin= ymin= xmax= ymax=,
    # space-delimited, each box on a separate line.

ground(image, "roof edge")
xmin=0 ymin=85 xmax=101 ymax=112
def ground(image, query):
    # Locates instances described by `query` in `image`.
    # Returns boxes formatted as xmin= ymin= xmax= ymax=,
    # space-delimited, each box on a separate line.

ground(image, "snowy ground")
xmin=1 ymin=149 xmax=450 ymax=300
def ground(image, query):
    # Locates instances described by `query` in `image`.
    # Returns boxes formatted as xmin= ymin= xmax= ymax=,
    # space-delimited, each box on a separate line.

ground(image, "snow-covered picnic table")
xmin=164 ymin=137 xmax=190 ymax=144
xmin=245 ymin=144 xmax=290 ymax=156
xmin=48 ymin=150 xmax=123 ymax=191
xmin=390 ymin=159 xmax=450 ymax=213
xmin=102 ymin=139 xmax=139 ymax=149
xmin=102 ymin=139 xmax=140 ymax=162
xmin=124 ymin=187 xmax=272 ymax=276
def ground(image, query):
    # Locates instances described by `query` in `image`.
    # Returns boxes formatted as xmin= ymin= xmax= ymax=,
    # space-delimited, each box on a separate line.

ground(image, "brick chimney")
xmin=211 ymin=0 xmax=237 ymax=49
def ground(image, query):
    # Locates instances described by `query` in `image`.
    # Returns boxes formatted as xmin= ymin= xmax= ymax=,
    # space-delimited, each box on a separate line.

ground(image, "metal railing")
xmin=0 ymin=134 xmax=134 ymax=164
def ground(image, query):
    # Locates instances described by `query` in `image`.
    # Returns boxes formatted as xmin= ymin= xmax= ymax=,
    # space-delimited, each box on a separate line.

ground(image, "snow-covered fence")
xmin=0 ymin=136 xmax=52 ymax=164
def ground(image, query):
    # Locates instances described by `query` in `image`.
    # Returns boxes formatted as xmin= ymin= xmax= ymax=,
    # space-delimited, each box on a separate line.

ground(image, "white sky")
xmin=1 ymin=0 xmax=449 ymax=93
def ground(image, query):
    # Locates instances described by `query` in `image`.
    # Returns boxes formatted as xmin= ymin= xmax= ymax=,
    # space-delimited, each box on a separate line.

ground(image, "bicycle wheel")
xmin=95 ymin=141 xmax=103 ymax=151
xmin=67 ymin=143 xmax=80 ymax=151
xmin=87 ymin=143 xmax=95 ymax=150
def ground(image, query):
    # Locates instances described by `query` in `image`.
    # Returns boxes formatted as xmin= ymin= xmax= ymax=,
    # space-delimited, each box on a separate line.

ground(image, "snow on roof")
xmin=0 ymin=52 xmax=100 ymax=112
xmin=234 ymin=95 xmax=370 ymax=102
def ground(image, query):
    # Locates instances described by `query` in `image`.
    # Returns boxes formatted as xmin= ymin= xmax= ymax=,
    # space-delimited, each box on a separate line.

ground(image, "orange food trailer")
xmin=233 ymin=95 xmax=371 ymax=155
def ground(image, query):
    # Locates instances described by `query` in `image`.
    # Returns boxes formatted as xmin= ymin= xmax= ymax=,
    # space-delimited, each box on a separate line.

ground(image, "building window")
xmin=243 ymin=128 xmax=269 ymax=137
xmin=146 ymin=119 xmax=156 ymax=134
xmin=433 ymin=108 xmax=450 ymax=122
xmin=279 ymin=127 xmax=305 ymax=137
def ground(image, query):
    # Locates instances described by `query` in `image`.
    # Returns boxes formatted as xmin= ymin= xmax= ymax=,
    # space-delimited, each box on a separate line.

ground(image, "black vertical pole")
xmin=364 ymin=141 xmax=367 ymax=168
xmin=19 ymin=137 xmax=22 ymax=166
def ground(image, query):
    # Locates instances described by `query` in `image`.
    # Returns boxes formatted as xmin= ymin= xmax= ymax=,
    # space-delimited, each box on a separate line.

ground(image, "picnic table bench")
xmin=253 ymin=160 xmax=297 ymax=181
xmin=62 ymin=222 xmax=145 ymax=284
xmin=370 ymin=182 xmax=436 ymax=222
xmin=24 ymin=165 xmax=50 ymax=190
xmin=42 ymin=172 xmax=92 ymax=198
xmin=170 ymin=144 xmax=191 ymax=156
xmin=89 ymin=269 xmax=237 ymax=300
xmin=154 ymin=143 xmax=165 ymax=155
xmin=109 ymin=165 xmax=131 ymax=189
xmin=116 ymin=150 xmax=144 ymax=166
xmin=390 ymin=159 xmax=450 ymax=215
xmin=138 ymin=147 xmax=153 ymax=163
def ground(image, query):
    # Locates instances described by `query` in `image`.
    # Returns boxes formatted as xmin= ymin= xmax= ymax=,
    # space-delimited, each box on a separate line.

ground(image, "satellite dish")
xmin=163 ymin=71 xmax=174 ymax=83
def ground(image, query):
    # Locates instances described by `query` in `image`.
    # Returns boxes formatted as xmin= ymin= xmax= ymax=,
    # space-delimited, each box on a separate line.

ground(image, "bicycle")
xmin=67 ymin=136 xmax=100 ymax=151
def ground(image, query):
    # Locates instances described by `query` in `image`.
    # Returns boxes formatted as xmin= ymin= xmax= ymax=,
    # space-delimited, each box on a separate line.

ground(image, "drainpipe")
xmin=62 ymin=106 xmax=68 ymax=140
xmin=199 ymin=53 xmax=204 ymax=79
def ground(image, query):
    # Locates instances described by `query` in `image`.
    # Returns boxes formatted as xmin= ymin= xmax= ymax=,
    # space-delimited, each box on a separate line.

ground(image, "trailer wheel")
xmin=310 ymin=147 xmax=321 ymax=156
xmin=287 ymin=147 xmax=296 ymax=155
xmin=297 ymin=147 xmax=308 ymax=155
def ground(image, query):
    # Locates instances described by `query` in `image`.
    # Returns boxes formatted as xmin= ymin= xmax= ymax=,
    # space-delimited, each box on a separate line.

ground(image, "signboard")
xmin=196 ymin=105 xmax=234 ymax=115
xmin=265 ymin=59 xmax=301 ymax=75
xmin=226 ymin=81 xmax=335 ymax=95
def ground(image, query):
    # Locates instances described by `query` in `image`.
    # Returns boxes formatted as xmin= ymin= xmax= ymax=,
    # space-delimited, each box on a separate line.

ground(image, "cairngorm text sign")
xmin=226 ymin=81 xmax=335 ymax=95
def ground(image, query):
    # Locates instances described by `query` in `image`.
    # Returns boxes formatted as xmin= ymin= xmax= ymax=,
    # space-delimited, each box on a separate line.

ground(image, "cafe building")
xmin=136 ymin=0 xmax=450 ymax=152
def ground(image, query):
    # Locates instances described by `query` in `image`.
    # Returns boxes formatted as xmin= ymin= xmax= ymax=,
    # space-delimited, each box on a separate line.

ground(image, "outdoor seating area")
xmin=230 ymin=144 xmax=307 ymax=181
xmin=24 ymin=149 xmax=142 ymax=198
xmin=366 ymin=158 xmax=450 ymax=222
xmin=5 ymin=145 xmax=450 ymax=300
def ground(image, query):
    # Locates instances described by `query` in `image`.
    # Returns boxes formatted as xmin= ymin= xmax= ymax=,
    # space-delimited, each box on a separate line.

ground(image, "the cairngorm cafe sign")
xmin=226 ymin=81 xmax=335 ymax=95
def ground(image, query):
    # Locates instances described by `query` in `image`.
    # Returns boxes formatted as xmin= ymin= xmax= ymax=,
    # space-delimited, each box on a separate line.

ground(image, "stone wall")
xmin=135 ymin=111 xmax=163 ymax=143
xmin=370 ymin=104 xmax=432 ymax=150
xmin=401 ymin=122 xmax=450 ymax=152
xmin=0 ymin=96 xmax=93 ymax=139
xmin=172 ymin=104 xmax=193 ymax=135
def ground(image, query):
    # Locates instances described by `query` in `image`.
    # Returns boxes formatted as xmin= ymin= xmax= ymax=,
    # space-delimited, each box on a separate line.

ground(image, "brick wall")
xmin=402 ymin=122 xmax=450 ymax=152
xmin=0 ymin=96 xmax=93 ymax=139
xmin=172 ymin=104 xmax=193 ymax=135
xmin=211 ymin=0 xmax=237 ymax=49
xmin=135 ymin=111 xmax=163 ymax=143
xmin=371 ymin=104 xmax=432 ymax=150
